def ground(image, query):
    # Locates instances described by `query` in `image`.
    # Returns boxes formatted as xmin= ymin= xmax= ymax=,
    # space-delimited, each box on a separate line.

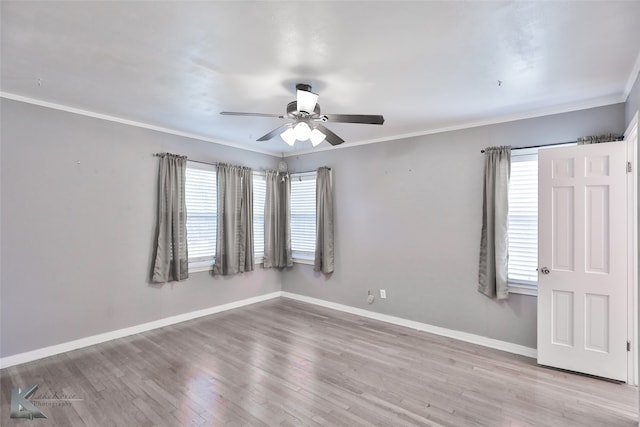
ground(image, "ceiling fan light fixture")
xmin=222 ymin=83 xmax=383 ymax=148
xmin=296 ymin=89 xmax=319 ymax=114
xmin=293 ymin=122 xmax=312 ymax=140
xmin=280 ymin=128 xmax=296 ymax=146
xmin=310 ymin=128 xmax=326 ymax=147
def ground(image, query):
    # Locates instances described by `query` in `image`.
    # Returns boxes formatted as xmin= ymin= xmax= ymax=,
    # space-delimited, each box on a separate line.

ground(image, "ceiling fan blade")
xmin=221 ymin=112 xmax=285 ymax=118
xmin=257 ymin=123 xmax=292 ymax=141
xmin=315 ymin=124 xmax=344 ymax=146
xmin=323 ymin=114 xmax=384 ymax=125
xmin=296 ymin=89 xmax=319 ymax=114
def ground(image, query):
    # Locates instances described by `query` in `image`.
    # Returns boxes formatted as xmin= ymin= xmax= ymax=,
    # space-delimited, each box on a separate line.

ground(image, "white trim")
xmin=0 ymin=291 xmax=282 ymax=369
xmin=2 ymin=91 xmax=625 ymax=160
xmin=627 ymin=111 xmax=639 ymax=137
xmin=281 ymin=292 xmax=538 ymax=359
xmin=511 ymin=148 xmax=540 ymax=158
xmin=286 ymin=95 xmax=625 ymax=157
xmin=292 ymin=258 xmax=314 ymax=265
xmin=624 ymin=50 xmax=640 ymax=98
xmin=188 ymin=262 xmax=213 ymax=273
xmin=508 ymin=283 xmax=538 ymax=297
xmin=1 ymin=291 xmax=539 ymax=370
xmin=186 ymin=159 xmax=217 ymax=172
xmin=624 ymin=113 xmax=638 ymax=386
xmin=0 ymin=92 xmax=280 ymax=157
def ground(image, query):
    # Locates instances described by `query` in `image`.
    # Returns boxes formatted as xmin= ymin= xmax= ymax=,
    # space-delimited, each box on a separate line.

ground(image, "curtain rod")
xmin=480 ymin=141 xmax=575 ymax=154
xmin=153 ymin=153 xmax=329 ymax=173
xmin=153 ymin=153 xmax=217 ymax=167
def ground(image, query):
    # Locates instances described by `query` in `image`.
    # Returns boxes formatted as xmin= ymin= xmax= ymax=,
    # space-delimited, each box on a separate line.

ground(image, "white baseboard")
xmin=1 ymin=290 xmax=537 ymax=369
xmin=281 ymin=292 xmax=538 ymax=359
xmin=0 ymin=291 xmax=282 ymax=369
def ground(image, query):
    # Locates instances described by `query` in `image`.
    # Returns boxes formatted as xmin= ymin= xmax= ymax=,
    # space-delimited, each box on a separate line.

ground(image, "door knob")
xmin=540 ymin=267 xmax=550 ymax=275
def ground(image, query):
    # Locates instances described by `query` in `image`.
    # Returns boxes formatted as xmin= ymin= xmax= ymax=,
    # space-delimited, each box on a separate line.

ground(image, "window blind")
xmin=185 ymin=163 xmax=217 ymax=267
xmin=508 ymin=154 xmax=538 ymax=286
xmin=253 ymin=172 xmax=266 ymax=259
xmin=290 ymin=172 xmax=317 ymax=259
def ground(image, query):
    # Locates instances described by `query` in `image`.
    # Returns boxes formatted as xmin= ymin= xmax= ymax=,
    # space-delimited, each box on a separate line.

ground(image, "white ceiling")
xmin=2 ymin=1 xmax=640 ymax=156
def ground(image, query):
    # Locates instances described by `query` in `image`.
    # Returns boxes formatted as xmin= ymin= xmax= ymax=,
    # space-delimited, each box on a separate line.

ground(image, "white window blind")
xmin=290 ymin=172 xmax=317 ymax=260
xmin=185 ymin=162 xmax=217 ymax=270
xmin=253 ymin=172 xmax=266 ymax=260
xmin=508 ymin=153 xmax=538 ymax=288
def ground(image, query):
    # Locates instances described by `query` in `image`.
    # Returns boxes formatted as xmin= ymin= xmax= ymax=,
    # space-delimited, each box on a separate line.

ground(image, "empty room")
xmin=1 ymin=1 xmax=640 ymax=426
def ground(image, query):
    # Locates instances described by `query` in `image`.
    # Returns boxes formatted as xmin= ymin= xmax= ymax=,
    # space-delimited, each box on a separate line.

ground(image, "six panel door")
xmin=537 ymin=142 xmax=627 ymax=381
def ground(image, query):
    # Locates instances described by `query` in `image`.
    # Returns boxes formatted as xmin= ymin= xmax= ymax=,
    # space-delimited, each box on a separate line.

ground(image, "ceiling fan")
xmin=220 ymin=83 xmax=384 ymax=147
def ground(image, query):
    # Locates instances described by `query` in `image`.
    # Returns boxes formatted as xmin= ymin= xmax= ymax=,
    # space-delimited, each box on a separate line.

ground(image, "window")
xmin=290 ymin=172 xmax=317 ymax=261
xmin=507 ymin=152 xmax=538 ymax=294
xmin=185 ymin=162 xmax=217 ymax=271
xmin=184 ymin=164 xmax=316 ymax=269
xmin=253 ymin=172 xmax=266 ymax=261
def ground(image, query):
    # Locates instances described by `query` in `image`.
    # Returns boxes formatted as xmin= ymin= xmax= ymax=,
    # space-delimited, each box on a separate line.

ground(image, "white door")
xmin=537 ymin=142 xmax=627 ymax=381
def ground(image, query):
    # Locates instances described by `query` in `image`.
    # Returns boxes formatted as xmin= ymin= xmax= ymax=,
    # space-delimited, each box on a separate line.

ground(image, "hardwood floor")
xmin=1 ymin=298 xmax=637 ymax=426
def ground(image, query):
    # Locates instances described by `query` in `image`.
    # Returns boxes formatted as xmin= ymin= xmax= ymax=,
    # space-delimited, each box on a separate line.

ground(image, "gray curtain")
xmin=241 ymin=166 xmax=254 ymax=269
xmin=264 ymin=171 xmax=292 ymax=268
xmin=151 ymin=153 xmax=189 ymax=282
xmin=213 ymin=163 xmax=254 ymax=275
xmin=577 ymin=133 xmax=622 ymax=145
xmin=478 ymin=146 xmax=510 ymax=300
xmin=314 ymin=167 xmax=334 ymax=274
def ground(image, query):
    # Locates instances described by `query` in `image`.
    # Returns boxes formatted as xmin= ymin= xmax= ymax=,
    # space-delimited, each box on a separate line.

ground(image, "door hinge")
xmin=627 ymin=341 xmax=631 ymax=352
xmin=628 ymin=162 xmax=633 ymax=173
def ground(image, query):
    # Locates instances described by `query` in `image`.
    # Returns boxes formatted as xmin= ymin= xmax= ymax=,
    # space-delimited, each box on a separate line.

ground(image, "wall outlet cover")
xmin=380 ymin=289 xmax=387 ymax=299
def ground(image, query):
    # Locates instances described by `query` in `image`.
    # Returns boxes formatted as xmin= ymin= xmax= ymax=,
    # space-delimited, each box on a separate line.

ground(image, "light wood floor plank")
xmin=1 ymin=298 xmax=636 ymax=426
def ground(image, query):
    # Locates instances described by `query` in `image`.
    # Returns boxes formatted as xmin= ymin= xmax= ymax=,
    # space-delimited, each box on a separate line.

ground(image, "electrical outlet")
xmin=380 ymin=289 xmax=387 ymax=299
xmin=367 ymin=294 xmax=375 ymax=304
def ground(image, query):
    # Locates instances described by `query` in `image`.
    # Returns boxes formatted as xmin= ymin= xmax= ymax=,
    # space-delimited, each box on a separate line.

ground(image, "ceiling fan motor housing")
xmin=296 ymin=83 xmax=313 ymax=92
xmin=287 ymin=101 xmax=320 ymax=118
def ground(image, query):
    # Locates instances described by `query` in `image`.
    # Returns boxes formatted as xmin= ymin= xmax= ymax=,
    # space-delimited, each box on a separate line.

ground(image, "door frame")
xmin=626 ymin=112 xmax=638 ymax=386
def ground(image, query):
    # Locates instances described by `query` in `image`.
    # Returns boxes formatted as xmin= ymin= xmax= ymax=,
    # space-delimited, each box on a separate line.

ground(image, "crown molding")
xmin=286 ymin=94 xmax=626 ymax=157
xmin=0 ymin=92 xmax=282 ymax=157
xmin=2 ymin=91 xmax=627 ymax=160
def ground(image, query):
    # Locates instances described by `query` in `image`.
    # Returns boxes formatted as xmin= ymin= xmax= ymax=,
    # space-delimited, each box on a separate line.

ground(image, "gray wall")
xmin=0 ymin=99 xmax=281 ymax=358
xmin=0 ymin=98 xmax=628 ymax=358
xmin=283 ymin=103 xmax=626 ymax=349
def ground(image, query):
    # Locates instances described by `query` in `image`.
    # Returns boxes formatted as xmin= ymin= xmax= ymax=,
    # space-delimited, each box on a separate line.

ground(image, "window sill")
xmin=508 ymin=283 xmax=537 ymax=297
xmin=189 ymin=263 xmax=213 ymax=274
xmin=293 ymin=257 xmax=314 ymax=265
xmin=189 ymin=256 xmax=266 ymax=273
